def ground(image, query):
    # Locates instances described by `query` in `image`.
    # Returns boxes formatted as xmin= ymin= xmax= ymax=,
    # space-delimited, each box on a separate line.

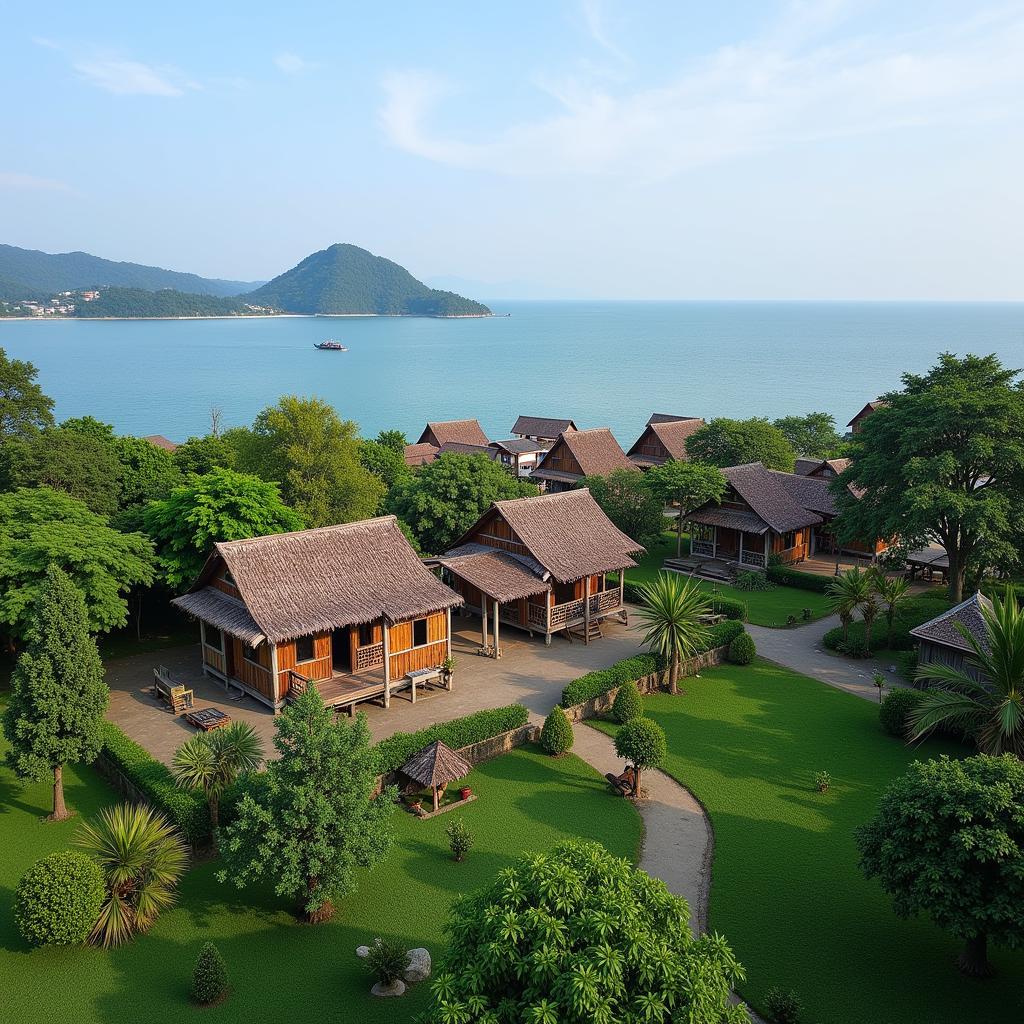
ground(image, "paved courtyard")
xmin=105 ymin=615 xmax=647 ymax=764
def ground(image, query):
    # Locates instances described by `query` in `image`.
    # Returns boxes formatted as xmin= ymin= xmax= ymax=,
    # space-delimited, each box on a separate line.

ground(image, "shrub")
xmin=14 ymin=851 xmax=104 ymax=947
xmin=614 ymin=717 xmax=667 ymax=791
xmin=365 ymin=937 xmax=410 ymax=986
xmin=540 ymin=706 xmax=574 ymax=755
xmin=191 ymin=941 xmax=229 ymax=1005
xmin=446 ymin=818 xmax=474 ymax=861
xmin=766 ymin=564 xmax=832 ymax=593
xmin=707 ymin=619 xmax=745 ymax=650
xmin=823 ymin=596 xmax=952 ymax=656
xmin=879 ymin=687 xmax=926 ymax=738
xmin=373 ymin=704 xmax=529 ymax=775
xmin=734 ymin=570 xmax=774 ymax=592
xmin=560 ymin=654 xmax=661 ymax=708
xmin=764 ymin=986 xmax=803 ymax=1023
xmin=814 ymin=770 xmax=831 ymax=793
xmin=710 ymin=595 xmax=747 ymax=620
xmin=612 ymin=680 xmax=644 ymax=723
xmin=727 ymin=632 xmax=756 ymax=665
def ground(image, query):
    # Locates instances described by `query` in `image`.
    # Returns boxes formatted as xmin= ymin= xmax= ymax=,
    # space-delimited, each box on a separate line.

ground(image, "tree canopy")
xmin=581 ymin=469 xmax=665 ymax=546
xmin=0 ymin=347 xmax=54 ymax=439
xmin=388 ymin=452 xmax=537 ymax=555
xmin=832 ymin=353 xmax=1024 ymax=602
xmin=773 ymin=412 xmax=844 ymax=458
xmin=173 ymin=433 xmax=238 ymax=476
xmin=142 ymin=467 xmax=303 ymax=588
xmin=685 ymin=417 xmax=796 ymax=471
xmin=0 ymin=487 xmax=155 ymax=642
xmin=360 ymin=430 xmax=411 ymax=494
xmin=646 ymin=460 xmax=726 ymax=557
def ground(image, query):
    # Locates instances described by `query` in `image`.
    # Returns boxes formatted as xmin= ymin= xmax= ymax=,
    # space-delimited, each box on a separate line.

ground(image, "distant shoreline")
xmin=0 ymin=312 xmax=495 ymax=322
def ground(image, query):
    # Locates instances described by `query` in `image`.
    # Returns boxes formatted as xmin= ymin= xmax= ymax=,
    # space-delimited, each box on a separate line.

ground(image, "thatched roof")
xmin=436 ymin=441 xmax=502 ymax=461
xmin=490 ymin=438 xmax=547 ymax=454
xmin=533 ymin=428 xmax=635 ymax=482
xmin=686 ymin=506 xmax=770 ymax=535
xmin=418 ymin=419 xmax=489 ymax=446
xmin=401 ymin=740 xmax=473 ymax=787
xmin=173 ymin=588 xmax=265 ymax=645
xmin=403 ymin=442 xmax=438 ymax=466
xmin=144 ymin=434 xmax=178 ymax=451
xmin=428 ymin=543 xmax=548 ymax=602
xmin=847 ymin=400 xmax=887 ymax=427
xmin=911 ymin=593 xmax=992 ymax=655
xmin=647 ymin=412 xmax=698 ymax=425
xmin=174 ymin=516 xmax=463 ymax=644
xmin=627 ymin=418 xmax=704 ymax=465
xmin=511 ymin=415 xmax=577 ymax=438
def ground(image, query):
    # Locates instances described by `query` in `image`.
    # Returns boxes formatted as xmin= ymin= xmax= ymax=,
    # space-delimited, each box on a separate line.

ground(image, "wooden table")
xmin=403 ymin=667 xmax=443 ymax=703
xmin=184 ymin=708 xmax=231 ymax=732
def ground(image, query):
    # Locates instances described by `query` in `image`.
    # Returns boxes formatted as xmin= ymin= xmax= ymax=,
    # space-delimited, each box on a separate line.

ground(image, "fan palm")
xmin=827 ymin=568 xmax=872 ymax=644
xmin=861 ymin=596 xmax=881 ymax=653
xmin=870 ymin=570 xmax=911 ymax=646
xmin=633 ymin=573 xmax=710 ymax=694
xmin=909 ymin=587 xmax=1024 ymax=756
xmin=76 ymin=803 xmax=189 ymax=947
xmin=172 ymin=721 xmax=264 ymax=835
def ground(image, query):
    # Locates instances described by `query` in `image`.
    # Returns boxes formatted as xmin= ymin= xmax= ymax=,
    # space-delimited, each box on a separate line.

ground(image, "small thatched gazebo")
xmin=401 ymin=740 xmax=473 ymax=812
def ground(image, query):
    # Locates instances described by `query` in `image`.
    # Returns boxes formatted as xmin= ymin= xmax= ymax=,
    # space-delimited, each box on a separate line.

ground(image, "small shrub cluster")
xmin=560 ymin=654 xmax=661 ymax=708
xmin=192 ymin=942 xmax=230 ymax=1005
xmin=814 ymin=770 xmax=831 ymax=793
xmin=99 ymin=722 xmax=210 ymax=844
xmin=373 ymin=704 xmax=529 ymax=775
xmin=365 ymin=937 xmax=410 ymax=986
xmin=540 ymin=706 xmax=574 ymax=755
xmin=612 ymin=680 xmax=644 ymax=723
xmin=622 ymin=580 xmax=745 ymax=620
xmin=764 ymin=986 xmax=803 ymax=1023
xmin=879 ymin=687 xmax=926 ymax=737
xmin=733 ymin=570 xmax=775 ymax=592
xmin=727 ymin=632 xmax=756 ymax=665
xmin=766 ymin=564 xmax=832 ymax=593
xmin=823 ymin=596 xmax=952 ymax=657
xmin=706 ymin=619 xmax=746 ymax=650
xmin=14 ymin=852 xmax=105 ymax=948
xmin=446 ymin=818 xmax=475 ymax=861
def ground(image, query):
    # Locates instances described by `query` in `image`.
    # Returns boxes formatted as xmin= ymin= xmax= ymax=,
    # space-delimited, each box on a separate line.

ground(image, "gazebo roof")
xmin=400 ymin=740 xmax=473 ymax=788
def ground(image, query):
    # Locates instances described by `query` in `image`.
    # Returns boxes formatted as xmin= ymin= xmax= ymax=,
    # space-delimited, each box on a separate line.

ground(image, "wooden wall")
xmin=628 ymin=427 xmax=668 ymax=462
xmin=201 ymin=645 xmax=225 ymax=675
xmin=770 ymin=527 xmax=811 ymax=563
xmin=536 ymin=437 xmax=582 ymax=476
xmin=388 ymin=612 xmax=448 ymax=678
xmin=277 ymin=632 xmax=332 ymax=698
xmin=229 ymin=636 xmax=275 ymax=700
xmin=209 ymin=560 xmax=241 ymax=599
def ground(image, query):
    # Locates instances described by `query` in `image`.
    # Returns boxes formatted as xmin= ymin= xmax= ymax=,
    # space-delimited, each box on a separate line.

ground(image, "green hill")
xmin=0 ymin=244 xmax=260 ymax=297
xmin=244 ymin=243 xmax=491 ymax=316
xmin=72 ymin=288 xmax=262 ymax=318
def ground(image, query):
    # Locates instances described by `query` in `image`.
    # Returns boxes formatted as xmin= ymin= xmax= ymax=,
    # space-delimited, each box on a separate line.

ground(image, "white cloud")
xmin=73 ymin=59 xmax=198 ymax=97
xmin=579 ymin=0 xmax=628 ymax=63
xmin=274 ymin=52 xmax=318 ymax=74
xmin=380 ymin=4 xmax=1024 ymax=179
xmin=0 ymin=172 xmax=71 ymax=192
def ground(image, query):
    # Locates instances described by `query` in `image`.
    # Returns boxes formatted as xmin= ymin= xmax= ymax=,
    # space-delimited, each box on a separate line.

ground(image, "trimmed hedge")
xmin=766 ymin=564 xmax=833 ymax=593
xmin=823 ymin=596 xmax=952 ymax=656
xmin=560 ymin=654 xmax=662 ymax=709
xmin=373 ymin=704 xmax=530 ymax=776
xmin=727 ymin=632 xmax=756 ymax=665
xmin=706 ymin=619 xmax=746 ymax=650
xmin=98 ymin=722 xmax=210 ymax=844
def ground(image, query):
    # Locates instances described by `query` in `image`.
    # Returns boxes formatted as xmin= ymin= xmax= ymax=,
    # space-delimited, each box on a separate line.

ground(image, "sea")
xmin=2 ymin=300 xmax=1023 ymax=444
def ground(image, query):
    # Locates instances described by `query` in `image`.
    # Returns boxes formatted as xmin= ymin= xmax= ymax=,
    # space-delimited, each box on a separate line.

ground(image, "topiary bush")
xmin=191 ymin=941 xmax=229 ymax=1005
xmin=14 ymin=851 xmax=104 ymax=948
xmin=540 ymin=706 xmax=574 ymax=755
xmin=710 ymin=595 xmax=747 ymax=620
xmin=446 ymin=817 xmax=474 ymax=862
xmin=612 ymin=680 xmax=644 ymax=723
xmin=879 ymin=687 xmax=926 ymax=738
xmin=614 ymin=717 xmax=667 ymax=793
xmin=727 ymin=631 xmax=756 ymax=665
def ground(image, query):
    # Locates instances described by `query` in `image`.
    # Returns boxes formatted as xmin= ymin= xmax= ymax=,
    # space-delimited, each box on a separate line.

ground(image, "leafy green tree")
xmin=832 ymin=354 xmax=1024 ymax=603
xmin=112 ymin=435 xmax=182 ymax=523
xmin=76 ymin=803 xmax=189 ymax=948
xmin=0 ymin=347 xmax=53 ymax=438
xmin=910 ymin=587 xmax=1024 ymax=756
xmin=2 ymin=566 xmax=109 ymax=820
xmin=685 ymin=417 xmax=796 ymax=471
xmin=243 ymin=396 xmax=384 ymax=528
xmin=614 ymin=717 xmax=668 ymax=795
xmin=218 ymin=687 xmax=395 ymax=922
xmin=423 ymin=840 xmax=746 ymax=1024
xmin=360 ymin=432 xmax=411 ymax=494
xmin=646 ymin=460 xmax=727 ymax=557
xmin=388 ymin=452 xmax=537 ymax=554
xmin=634 ymin=573 xmax=710 ymax=694
xmin=60 ymin=415 xmax=115 ymax=439
xmin=172 ymin=722 xmax=265 ymax=837
xmin=0 ymin=489 xmax=154 ymax=643
xmin=192 ymin=942 xmax=230 ymax=1005
xmin=827 ymin=567 xmax=872 ymax=645
xmin=142 ymin=468 xmax=302 ymax=588
xmin=773 ymin=412 xmax=844 ymax=458
xmin=581 ymin=469 xmax=665 ymax=546
xmin=173 ymin=434 xmax=238 ymax=476
xmin=856 ymin=754 xmax=1024 ymax=977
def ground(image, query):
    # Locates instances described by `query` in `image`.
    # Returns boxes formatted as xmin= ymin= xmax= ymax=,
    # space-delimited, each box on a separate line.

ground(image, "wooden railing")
xmin=588 ymin=590 xmax=622 ymax=615
xmin=287 ymin=669 xmax=311 ymax=699
xmin=355 ymin=641 xmax=385 ymax=672
xmin=692 ymin=539 xmax=714 ymax=556
xmin=550 ymin=598 xmax=585 ymax=629
xmin=740 ymin=549 xmax=767 ymax=568
xmin=528 ymin=603 xmax=547 ymax=628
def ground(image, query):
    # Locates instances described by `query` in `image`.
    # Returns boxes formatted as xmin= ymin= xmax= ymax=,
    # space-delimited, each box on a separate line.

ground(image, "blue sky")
xmin=2 ymin=1 xmax=1022 ymax=298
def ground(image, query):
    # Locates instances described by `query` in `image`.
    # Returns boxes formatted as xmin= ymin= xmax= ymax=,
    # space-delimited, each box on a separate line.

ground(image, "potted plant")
xmin=440 ymin=655 xmax=456 ymax=688
xmin=459 ymin=785 xmax=472 ymax=801
xmin=404 ymin=792 xmax=423 ymax=813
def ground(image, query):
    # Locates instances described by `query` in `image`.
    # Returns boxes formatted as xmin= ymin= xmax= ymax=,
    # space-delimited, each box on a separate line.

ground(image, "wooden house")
xmin=847 ymin=401 xmax=887 ymax=435
xmin=627 ymin=416 xmax=705 ymax=468
xmin=417 ymin=419 xmax=489 ymax=448
xmin=910 ymin=593 xmax=991 ymax=681
xmin=403 ymin=442 xmax=439 ymax=467
xmin=530 ymin=428 xmax=636 ymax=493
xmin=510 ymin=416 xmax=577 ymax=445
xmin=488 ymin=438 xmax=549 ymax=478
xmin=172 ymin=517 xmax=463 ymax=711
xmin=428 ymin=489 xmax=642 ymax=653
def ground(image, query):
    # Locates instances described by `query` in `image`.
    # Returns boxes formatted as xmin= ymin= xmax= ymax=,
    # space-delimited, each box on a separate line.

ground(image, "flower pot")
xmin=459 ymin=787 xmax=472 ymax=801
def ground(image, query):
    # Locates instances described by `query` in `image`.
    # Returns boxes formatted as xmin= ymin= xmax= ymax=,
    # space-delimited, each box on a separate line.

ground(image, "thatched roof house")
xmin=511 ymin=415 xmax=578 ymax=444
xmin=417 ymin=419 xmax=489 ymax=448
xmin=401 ymin=740 xmax=473 ymax=811
xmin=403 ymin=442 xmax=439 ymax=466
xmin=911 ymin=593 xmax=992 ymax=679
xmin=144 ymin=434 xmax=178 ymax=451
xmin=627 ymin=417 xmax=705 ymax=468
xmin=530 ymin=428 xmax=635 ymax=492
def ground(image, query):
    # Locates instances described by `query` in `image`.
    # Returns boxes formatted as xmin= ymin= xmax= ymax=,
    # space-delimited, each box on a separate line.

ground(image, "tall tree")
xmin=112 ymin=435 xmax=182 ymax=524
xmin=360 ymin=430 xmax=411 ymax=494
xmin=685 ymin=417 xmax=796 ymax=471
xmin=244 ymin=396 xmax=384 ymax=527
xmin=173 ymin=433 xmax=238 ymax=476
xmin=142 ymin=467 xmax=303 ymax=588
xmin=827 ymin=567 xmax=872 ymax=646
xmin=634 ymin=573 xmax=710 ymax=694
xmin=832 ymin=353 xmax=1024 ymax=603
xmin=581 ymin=469 xmax=664 ymax=546
xmin=0 ymin=487 xmax=155 ymax=644
xmin=856 ymin=754 xmax=1024 ymax=978
xmin=0 ymin=347 xmax=54 ymax=438
xmin=388 ymin=452 xmax=537 ymax=554
xmin=773 ymin=412 xmax=844 ymax=458
xmin=646 ymin=460 xmax=727 ymax=557
xmin=2 ymin=566 xmax=108 ymax=820
xmin=218 ymin=687 xmax=395 ymax=923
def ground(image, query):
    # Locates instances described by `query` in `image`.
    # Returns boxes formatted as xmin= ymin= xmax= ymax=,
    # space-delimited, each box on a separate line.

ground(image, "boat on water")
xmin=314 ymin=340 xmax=348 ymax=351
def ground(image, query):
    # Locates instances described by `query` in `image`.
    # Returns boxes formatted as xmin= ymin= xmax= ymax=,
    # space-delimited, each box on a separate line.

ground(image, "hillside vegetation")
xmin=72 ymin=288 xmax=259 ymax=318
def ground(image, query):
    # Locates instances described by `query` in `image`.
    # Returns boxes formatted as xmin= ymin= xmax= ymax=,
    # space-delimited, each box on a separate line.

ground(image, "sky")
xmin=1 ymin=0 xmax=1023 ymax=299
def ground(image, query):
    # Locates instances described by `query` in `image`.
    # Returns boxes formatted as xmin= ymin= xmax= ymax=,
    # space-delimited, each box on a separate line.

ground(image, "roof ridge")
xmin=496 ymin=487 xmax=589 ymax=508
xmin=216 ymin=515 xmax=398 ymax=550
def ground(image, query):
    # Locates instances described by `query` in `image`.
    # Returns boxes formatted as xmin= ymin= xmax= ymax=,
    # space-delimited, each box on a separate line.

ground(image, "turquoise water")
xmin=2 ymin=301 xmax=1023 ymax=444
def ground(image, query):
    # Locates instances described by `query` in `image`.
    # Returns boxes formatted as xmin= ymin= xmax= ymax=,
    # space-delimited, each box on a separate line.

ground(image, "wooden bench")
xmin=152 ymin=666 xmax=194 ymax=715
xmin=184 ymin=708 xmax=231 ymax=731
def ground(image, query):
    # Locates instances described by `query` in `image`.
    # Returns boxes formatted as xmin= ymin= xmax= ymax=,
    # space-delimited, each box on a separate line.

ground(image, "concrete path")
xmin=746 ymin=614 xmax=908 ymax=703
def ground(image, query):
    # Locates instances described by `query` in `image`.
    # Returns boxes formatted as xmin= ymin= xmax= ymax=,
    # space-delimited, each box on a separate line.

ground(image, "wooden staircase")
xmin=570 ymin=619 xmax=604 ymax=643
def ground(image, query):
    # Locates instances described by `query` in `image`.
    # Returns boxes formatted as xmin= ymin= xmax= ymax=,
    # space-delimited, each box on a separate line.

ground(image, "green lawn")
xmin=625 ymin=529 xmax=832 ymax=627
xmin=594 ymin=659 xmax=1022 ymax=1024
xmin=1 ymin=741 xmax=641 ymax=1024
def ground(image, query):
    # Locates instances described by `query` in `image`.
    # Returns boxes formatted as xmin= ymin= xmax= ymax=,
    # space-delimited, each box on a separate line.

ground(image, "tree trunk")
xmin=958 ymin=933 xmax=992 ymax=978
xmin=865 ymin=621 xmax=873 ymax=652
xmin=208 ymin=793 xmax=220 ymax=832
xmin=669 ymin=650 xmax=679 ymax=695
xmin=633 ymin=766 xmax=642 ymax=800
xmin=676 ymin=510 xmax=683 ymax=558
xmin=947 ymin=548 xmax=964 ymax=605
xmin=49 ymin=763 xmax=69 ymax=821
xmin=303 ymin=877 xmax=335 ymax=923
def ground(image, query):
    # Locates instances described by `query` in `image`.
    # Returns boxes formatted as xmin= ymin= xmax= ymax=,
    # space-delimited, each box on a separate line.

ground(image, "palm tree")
xmin=76 ymin=803 xmax=189 ymax=947
xmin=827 ymin=568 xmax=872 ymax=645
xmin=634 ymin=573 xmax=710 ymax=694
xmin=172 ymin=721 xmax=264 ymax=836
xmin=871 ymin=570 xmax=911 ymax=646
xmin=861 ymin=595 xmax=880 ymax=653
xmin=909 ymin=587 xmax=1024 ymax=756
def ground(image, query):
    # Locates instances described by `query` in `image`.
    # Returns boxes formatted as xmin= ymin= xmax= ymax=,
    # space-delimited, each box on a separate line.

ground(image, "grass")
xmin=624 ymin=529 xmax=833 ymax=627
xmin=593 ymin=659 xmax=1023 ymax=1024
xmin=1 ymin=739 xmax=641 ymax=1023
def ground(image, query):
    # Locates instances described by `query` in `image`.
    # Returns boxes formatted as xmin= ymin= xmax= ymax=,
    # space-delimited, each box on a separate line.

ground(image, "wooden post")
xmin=738 ymin=531 xmax=744 ymax=567
xmin=545 ymin=589 xmax=552 ymax=645
xmin=270 ymin=643 xmax=281 ymax=706
xmin=432 ymin=785 xmax=439 ymax=813
xmin=493 ymin=598 xmax=501 ymax=659
xmin=619 ymin=569 xmax=625 ymax=609
xmin=584 ymin=576 xmax=592 ymax=644
xmin=446 ymin=607 xmax=453 ymax=690
xmin=382 ymin=616 xmax=391 ymax=708
xmin=764 ymin=533 xmax=770 ymax=566
xmin=481 ymin=594 xmax=489 ymax=655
